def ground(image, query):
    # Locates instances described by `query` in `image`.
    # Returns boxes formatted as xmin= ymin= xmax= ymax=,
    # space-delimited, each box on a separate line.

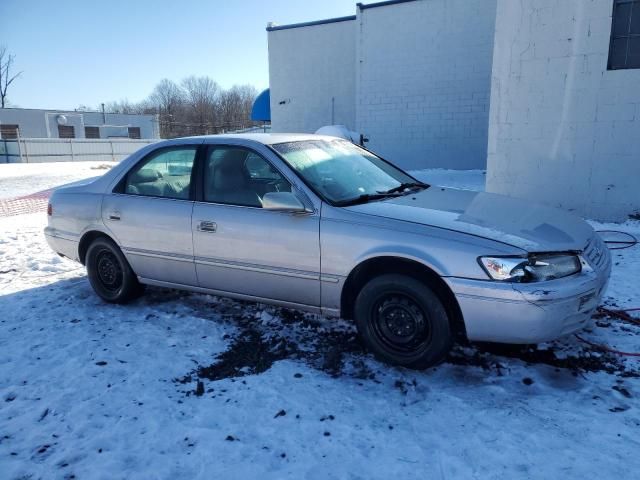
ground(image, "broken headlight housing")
xmin=479 ymin=254 xmax=581 ymax=282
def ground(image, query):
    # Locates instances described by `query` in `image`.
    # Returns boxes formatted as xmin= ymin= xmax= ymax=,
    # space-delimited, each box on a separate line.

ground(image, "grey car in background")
xmin=45 ymin=134 xmax=611 ymax=368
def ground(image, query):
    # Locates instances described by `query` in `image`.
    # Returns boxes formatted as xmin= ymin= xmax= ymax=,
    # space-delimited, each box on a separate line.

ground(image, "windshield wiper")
xmin=335 ymin=182 xmax=430 ymax=207
xmin=335 ymin=192 xmax=403 ymax=207
xmin=380 ymin=182 xmax=430 ymax=195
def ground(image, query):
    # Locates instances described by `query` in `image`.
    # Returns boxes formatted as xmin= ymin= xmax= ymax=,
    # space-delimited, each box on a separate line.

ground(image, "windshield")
xmin=272 ymin=139 xmax=422 ymax=205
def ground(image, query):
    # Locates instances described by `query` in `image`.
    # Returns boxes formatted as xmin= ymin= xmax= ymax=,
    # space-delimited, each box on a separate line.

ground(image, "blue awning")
xmin=251 ymin=89 xmax=270 ymax=122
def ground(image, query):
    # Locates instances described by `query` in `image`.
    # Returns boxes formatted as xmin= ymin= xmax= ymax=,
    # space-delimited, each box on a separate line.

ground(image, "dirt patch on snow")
xmin=176 ymin=300 xmax=639 ymax=394
xmin=196 ymin=327 xmax=298 ymax=381
xmin=176 ymin=307 xmax=365 ymax=392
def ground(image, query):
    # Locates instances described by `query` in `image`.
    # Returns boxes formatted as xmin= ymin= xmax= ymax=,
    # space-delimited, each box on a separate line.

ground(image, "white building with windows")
xmin=267 ymin=0 xmax=640 ymax=220
xmin=0 ymin=108 xmax=160 ymax=163
xmin=0 ymin=107 xmax=159 ymax=140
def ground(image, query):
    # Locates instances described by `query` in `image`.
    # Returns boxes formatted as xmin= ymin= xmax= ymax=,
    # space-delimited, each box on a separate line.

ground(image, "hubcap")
xmin=96 ymin=250 xmax=123 ymax=292
xmin=371 ymin=294 xmax=430 ymax=354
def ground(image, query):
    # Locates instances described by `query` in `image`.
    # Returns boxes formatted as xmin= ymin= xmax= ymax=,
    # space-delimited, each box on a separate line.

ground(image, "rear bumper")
xmin=44 ymin=227 xmax=80 ymax=262
xmin=446 ymin=255 xmax=611 ymax=344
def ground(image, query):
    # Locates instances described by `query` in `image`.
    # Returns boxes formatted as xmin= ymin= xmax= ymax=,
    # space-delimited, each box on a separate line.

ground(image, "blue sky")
xmin=1 ymin=0 xmax=355 ymax=110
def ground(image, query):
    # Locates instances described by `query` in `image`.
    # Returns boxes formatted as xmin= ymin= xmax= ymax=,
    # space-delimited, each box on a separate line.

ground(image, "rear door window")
xmin=124 ymin=147 xmax=197 ymax=200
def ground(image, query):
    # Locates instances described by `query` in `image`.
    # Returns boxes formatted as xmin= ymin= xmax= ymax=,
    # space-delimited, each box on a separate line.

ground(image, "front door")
xmin=192 ymin=145 xmax=320 ymax=308
xmin=102 ymin=145 xmax=199 ymax=286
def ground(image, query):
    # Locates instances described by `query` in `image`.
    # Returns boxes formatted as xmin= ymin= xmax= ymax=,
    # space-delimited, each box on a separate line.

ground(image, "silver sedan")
xmin=45 ymin=134 xmax=611 ymax=368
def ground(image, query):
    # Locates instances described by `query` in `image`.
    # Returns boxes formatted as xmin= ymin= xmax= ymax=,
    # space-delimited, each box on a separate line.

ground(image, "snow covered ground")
xmin=0 ymin=162 xmax=116 ymax=199
xmin=412 ymin=168 xmax=487 ymax=192
xmin=1 ymin=163 xmax=639 ymax=479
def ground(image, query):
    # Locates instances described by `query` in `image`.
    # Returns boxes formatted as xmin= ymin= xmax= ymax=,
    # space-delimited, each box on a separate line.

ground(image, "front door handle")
xmin=108 ymin=211 xmax=121 ymax=221
xmin=198 ymin=220 xmax=217 ymax=233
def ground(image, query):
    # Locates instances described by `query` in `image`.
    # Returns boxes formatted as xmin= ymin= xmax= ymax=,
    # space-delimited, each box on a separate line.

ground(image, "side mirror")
xmin=262 ymin=192 xmax=309 ymax=213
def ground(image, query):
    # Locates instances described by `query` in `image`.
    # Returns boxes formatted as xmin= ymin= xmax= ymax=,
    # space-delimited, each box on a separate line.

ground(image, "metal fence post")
xmin=70 ymin=139 xmax=75 ymax=162
xmin=22 ymin=139 xmax=29 ymax=163
xmin=15 ymin=131 xmax=23 ymax=163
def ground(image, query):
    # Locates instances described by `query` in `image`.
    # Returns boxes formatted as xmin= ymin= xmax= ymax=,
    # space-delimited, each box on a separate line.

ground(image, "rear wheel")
xmin=86 ymin=237 xmax=144 ymax=303
xmin=354 ymin=274 xmax=452 ymax=369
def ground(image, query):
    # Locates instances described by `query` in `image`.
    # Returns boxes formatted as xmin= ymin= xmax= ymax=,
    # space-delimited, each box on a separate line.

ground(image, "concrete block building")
xmin=487 ymin=0 xmax=640 ymax=221
xmin=267 ymin=0 xmax=640 ymax=220
xmin=268 ymin=16 xmax=356 ymax=135
xmin=268 ymin=0 xmax=496 ymax=170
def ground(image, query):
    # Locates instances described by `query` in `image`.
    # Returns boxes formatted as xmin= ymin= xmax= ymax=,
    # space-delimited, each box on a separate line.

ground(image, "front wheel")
xmin=86 ymin=237 xmax=144 ymax=303
xmin=354 ymin=274 xmax=452 ymax=369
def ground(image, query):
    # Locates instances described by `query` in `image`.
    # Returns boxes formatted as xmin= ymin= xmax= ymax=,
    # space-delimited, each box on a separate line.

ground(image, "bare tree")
xmin=0 ymin=46 xmax=22 ymax=108
xmin=181 ymin=76 xmax=220 ymax=134
xmin=218 ymin=88 xmax=239 ymax=129
xmin=136 ymin=98 xmax=160 ymax=116
xmin=105 ymin=99 xmax=144 ymax=115
xmin=148 ymin=79 xmax=185 ymax=137
xmin=103 ymin=77 xmax=259 ymax=138
xmin=236 ymin=84 xmax=258 ymax=125
xmin=218 ymin=84 xmax=257 ymax=130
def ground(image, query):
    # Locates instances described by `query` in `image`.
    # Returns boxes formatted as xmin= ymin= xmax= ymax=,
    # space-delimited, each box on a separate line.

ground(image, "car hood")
xmin=345 ymin=187 xmax=594 ymax=252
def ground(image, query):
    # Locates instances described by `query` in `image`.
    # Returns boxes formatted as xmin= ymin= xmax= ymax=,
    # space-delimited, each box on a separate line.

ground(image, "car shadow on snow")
xmin=3 ymin=276 xmax=638 ymax=398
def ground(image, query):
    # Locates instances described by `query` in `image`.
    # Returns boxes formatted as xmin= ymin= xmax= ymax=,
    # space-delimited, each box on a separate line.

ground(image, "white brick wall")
xmin=487 ymin=0 xmax=640 ymax=221
xmin=268 ymin=20 xmax=356 ymax=134
xmin=356 ymin=0 xmax=497 ymax=170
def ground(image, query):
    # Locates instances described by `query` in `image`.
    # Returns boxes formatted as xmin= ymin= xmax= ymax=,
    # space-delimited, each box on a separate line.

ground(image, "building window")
xmin=128 ymin=127 xmax=141 ymax=139
xmin=0 ymin=124 xmax=19 ymax=139
xmin=58 ymin=125 xmax=75 ymax=139
xmin=608 ymin=0 xmax=640 ymax=70
xmin=85 ymin=126 xmax=100 ymax=139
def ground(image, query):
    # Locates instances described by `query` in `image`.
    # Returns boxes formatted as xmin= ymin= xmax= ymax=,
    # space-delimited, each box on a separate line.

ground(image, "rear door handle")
xmin=108 ymin=211 xmax=121 ymax=221
xmin=198 ymin=220 xmax=217 ymax=233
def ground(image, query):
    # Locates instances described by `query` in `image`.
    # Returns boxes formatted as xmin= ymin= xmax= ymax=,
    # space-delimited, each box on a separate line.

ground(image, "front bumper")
xmin=446 ymin=242 xmax=611 ymax=344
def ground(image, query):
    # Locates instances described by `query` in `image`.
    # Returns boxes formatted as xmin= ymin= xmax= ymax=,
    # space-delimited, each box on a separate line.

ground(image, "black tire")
xmin=354 ymin=274 xmax=452 ymax=369
xmin=86 ymin=237 xmax=144 ymax=303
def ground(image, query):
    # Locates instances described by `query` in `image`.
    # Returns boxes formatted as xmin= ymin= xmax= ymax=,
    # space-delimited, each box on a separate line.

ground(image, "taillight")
xmin=47 ymin=203 xmax=53 ymax=216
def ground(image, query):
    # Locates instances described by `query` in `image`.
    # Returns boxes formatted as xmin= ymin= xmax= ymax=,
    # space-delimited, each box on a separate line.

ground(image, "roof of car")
xmin=178 ymin=133 xmax=340 ymax=145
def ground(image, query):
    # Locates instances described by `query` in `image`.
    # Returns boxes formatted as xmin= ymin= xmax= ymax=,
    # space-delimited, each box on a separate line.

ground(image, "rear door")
xmin=192 ymin=144 xmax=321 ymax=308
xmin=102 ymin=145 xmax=200 ymax=286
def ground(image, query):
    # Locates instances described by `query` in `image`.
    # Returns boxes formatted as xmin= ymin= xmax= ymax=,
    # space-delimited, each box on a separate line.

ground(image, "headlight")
xmin=479 ymin=254 xmax=581 ymax=282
